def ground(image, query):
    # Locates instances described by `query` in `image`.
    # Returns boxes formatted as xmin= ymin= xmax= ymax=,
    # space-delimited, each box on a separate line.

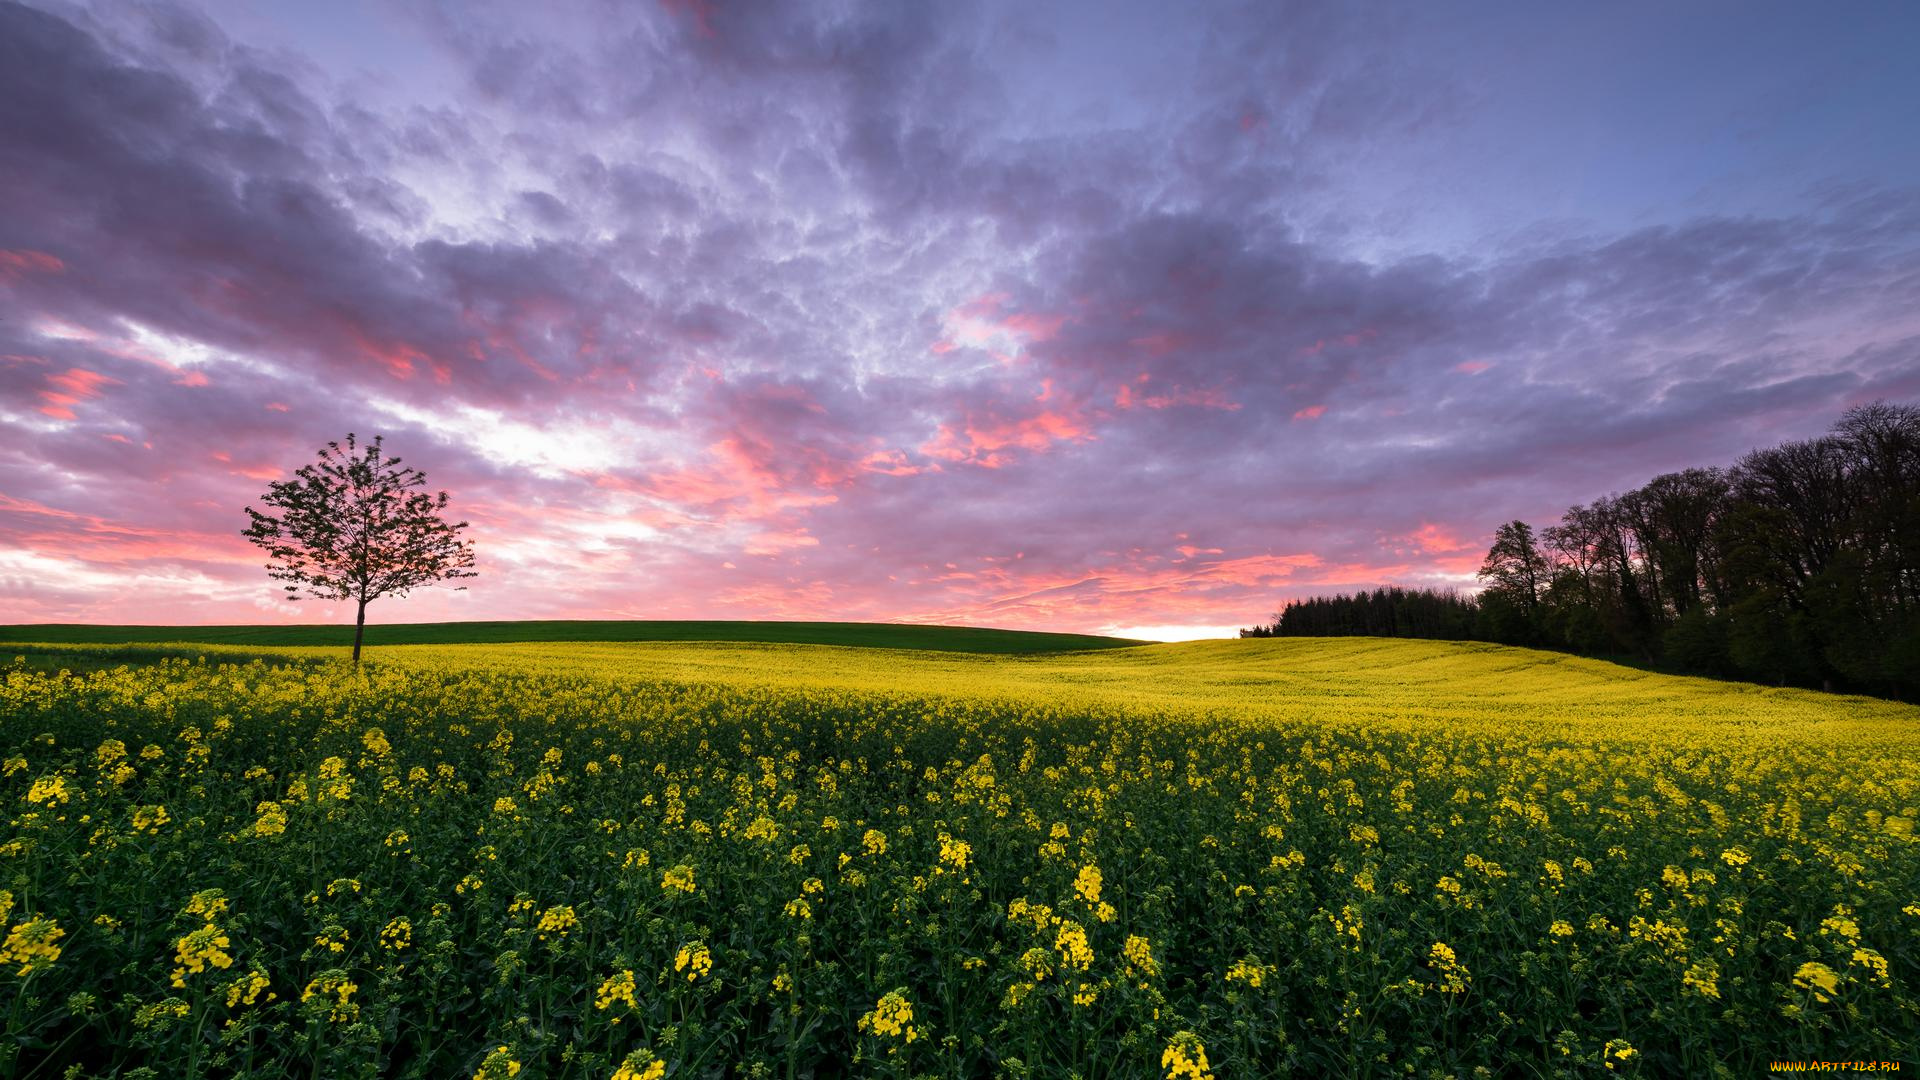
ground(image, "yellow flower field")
xmin=1 ymin=638 xmax=1916 ymax=1077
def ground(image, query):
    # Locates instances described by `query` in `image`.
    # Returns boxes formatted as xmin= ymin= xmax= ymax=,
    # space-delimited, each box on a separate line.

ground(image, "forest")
xmin=1244 ymin=401 xmax=1920 ymax=700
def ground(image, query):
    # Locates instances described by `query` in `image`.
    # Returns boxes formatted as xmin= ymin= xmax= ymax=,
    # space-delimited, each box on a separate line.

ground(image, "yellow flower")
xmin=1072 ymin=864 xmax=1102 ymax=904
xmin=1549 ymin=920 xmax=1574 ymax=939
xmin=596 ymin=969 xmax=637 ymax=1010
xmin=472 ymin=1044 xmax=523 ymax=1079
xmin=225 ymin=968 xmax=273 ymax=1008
xmin=937 ymin=832 xmax=971 ymax=871
xmin=1819 ymin=905 xmax=1861 ymax=946
xmin=1851 ymin=947 xmax=1891 ymax=986
xmin=673 ymin=941 xmax=712 ymax=982
xmin=134 ymin=998 xmax=190 ymax=1028
xmin=24 ymin=775 xmax=70 ymax=806
xmin=661 ymin=864 xmax=696 ymax=894
xmin=1122 ymin=934 xmax=1159 ymax=980
xmin=1162 ymin=1032 xmax=1215 ymax=1080
xmin=131 ymin=804 xmax=170 ymax=834
xmin=1055 ymin=920 xmax=1093 ymax=971
xmin=301 ymin=970 xmax=359 ymax=1022
xmin=381 ymin=917 xmax=412 ymax=951
xmin=857 ymin=988 xmax=920 ymax=1044
xmin=1019 ymin=946 xmax=1054 ymax=981
xmin=0 ymin=917 xmax=65 ymax=975
xmin=171 ymin=923 xmax=234 ymax=986
xmin=610 ymin=1049 xmax=666 ymax=1080
xmin=1794 ymin=961 xmax=1841 ymax=1003
xmin=1226 ymin=957 xmax=1271 ymax=987
xmin=535 ymin=904 xmax=577 ymax=941
xmin=1429 ymin=941 xmax=1469 ymax=993
xmin=184 ymin=890 xmax=229 ymax=920
xmin=861 ymin=829 xmax=888 ymax=856
xmin=250 ymin=801 xmax=288 ymax=838
xmin=1682 ymin=959 xmax=1720 ymax=999
xmin=1604 ymin=1039 xmax=1636 ymax=1070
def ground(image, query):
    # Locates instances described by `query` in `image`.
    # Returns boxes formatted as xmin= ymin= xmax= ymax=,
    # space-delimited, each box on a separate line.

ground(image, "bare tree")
xmin=243 ymin=434 xmax=476 ymax=663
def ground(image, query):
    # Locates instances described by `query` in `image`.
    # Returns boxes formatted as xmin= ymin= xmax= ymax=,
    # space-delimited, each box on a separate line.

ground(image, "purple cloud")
xmin=2 ymin=0 xmax=1917 ymax=635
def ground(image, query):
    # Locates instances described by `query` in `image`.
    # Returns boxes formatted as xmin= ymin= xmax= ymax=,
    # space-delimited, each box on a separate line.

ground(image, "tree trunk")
xmin=352 ymin=598 xmax=367 ymax=665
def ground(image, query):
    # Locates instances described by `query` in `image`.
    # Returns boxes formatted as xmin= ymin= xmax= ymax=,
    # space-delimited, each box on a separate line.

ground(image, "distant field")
xmin=0 ymin=618 xmax=1141 ymax=654
xmin=3 ymin=636 xmax=1915 ymax=1076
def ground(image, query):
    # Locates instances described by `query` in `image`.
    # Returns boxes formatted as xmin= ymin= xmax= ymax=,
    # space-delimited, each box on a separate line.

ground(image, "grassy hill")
xmin=14 ymin=634 xmax=1911 ymax=741
xmin=354 ymin=636 xmax=1920 ymax=743
xmin=0 ymin=618 xmax=1142 ymax=654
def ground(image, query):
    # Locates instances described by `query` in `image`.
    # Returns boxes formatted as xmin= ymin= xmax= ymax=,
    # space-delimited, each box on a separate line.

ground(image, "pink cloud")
xmin=742 ymin=528 xmax=821 ymax=556
xmin=623 ymin=436 xmax=842 ymax=517
xmin=1298 ymin=329 xmax=1378 ymax=356
xmin=1291 ymin=403 xmax=1327 ymax=421
xmin=1407 ymin=522 xmax=1468 ymax=553
xmin=920 ymin=407 xmax=1094 ymax=468
xmin=0 ymin=249 xmax=64 ymax=282
xmin=1453 ymin=360 xmax=1492 ymax=374
xmin=859 ymin=449 xmax=923 ymax=476
xmin=1115 ymin=380 xmax=1238 ymax=410
xmin=1001 ymin=311 xmax=1066 ymax=341
xmin=37 ymin=367 xmax=117 ymax=419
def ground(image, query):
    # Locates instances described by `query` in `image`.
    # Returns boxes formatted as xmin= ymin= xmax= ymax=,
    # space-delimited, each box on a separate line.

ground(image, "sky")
xmin=3 ymin=1 xmax=1919 ymax=640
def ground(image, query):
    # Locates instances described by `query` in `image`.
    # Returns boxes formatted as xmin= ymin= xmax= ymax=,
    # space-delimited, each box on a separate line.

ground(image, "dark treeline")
xmin=1243 ymin=401 xmax=1920 ymax=700
xmin=1241 ymin=587 xmax=1479 ymax=640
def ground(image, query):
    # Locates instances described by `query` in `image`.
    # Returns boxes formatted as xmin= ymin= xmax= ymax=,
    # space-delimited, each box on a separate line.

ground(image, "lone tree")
xmin=243 ymin=433 xmax=476 ymax=664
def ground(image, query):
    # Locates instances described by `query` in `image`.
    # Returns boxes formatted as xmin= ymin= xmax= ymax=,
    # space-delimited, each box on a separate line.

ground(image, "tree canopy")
xmin=1242 ymin=400 xmax=1920 ymax=700
xmin=243 ymin=434 xmax=476 ymax=663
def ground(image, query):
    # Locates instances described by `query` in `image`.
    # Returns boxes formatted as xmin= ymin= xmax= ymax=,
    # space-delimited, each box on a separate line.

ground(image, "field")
xmin=1 ymin=631 xmax=1916 ymax=1078
xmin=0 ymin=621 xmax=1140 ymax=654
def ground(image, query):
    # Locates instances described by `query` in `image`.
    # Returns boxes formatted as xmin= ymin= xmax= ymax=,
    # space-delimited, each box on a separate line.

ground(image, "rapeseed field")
xmin=1 ymin=638 xmax=1915 ymax=1077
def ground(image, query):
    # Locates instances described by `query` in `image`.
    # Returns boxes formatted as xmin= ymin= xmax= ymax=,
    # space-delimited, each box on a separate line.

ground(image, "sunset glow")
xmin=3 ymin=1 xmax=1918 ymax=635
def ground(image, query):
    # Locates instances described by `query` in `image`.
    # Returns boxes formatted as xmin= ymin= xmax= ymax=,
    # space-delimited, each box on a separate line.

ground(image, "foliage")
xmin=242 ymin=434 xmax=476 ymax=662
xmin=1242 ymin=588 xmax=1478 ymax=641
xmin=1 ymin=639 xmax=1916 ymax=1077
xmin=1246 ymin=400 xmax=1920 ymax=700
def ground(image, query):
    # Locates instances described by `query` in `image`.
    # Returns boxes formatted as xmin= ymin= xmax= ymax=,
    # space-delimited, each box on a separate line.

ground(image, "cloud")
xmin=1 ymin=0 xmax=1916 ymax=631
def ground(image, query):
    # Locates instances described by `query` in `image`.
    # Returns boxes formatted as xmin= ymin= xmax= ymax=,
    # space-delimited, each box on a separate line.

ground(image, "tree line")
xmin=1240 ymin=586 xmax=1479 ymax=641
xmin=1243 ymin=401 xmax=1920 ymax=700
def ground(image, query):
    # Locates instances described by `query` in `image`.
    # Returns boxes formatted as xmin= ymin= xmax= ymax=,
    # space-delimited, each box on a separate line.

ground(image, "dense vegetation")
xmin=1247 ymin=401 xmax=1920 ymax=700
xmin=1241 ymin=588 xmax=1478 ymax=641
xmin=2 ymin=639 xmax=1915 ymax=1077
xmin=0 ymin=621 xmax=1140 ymax=656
